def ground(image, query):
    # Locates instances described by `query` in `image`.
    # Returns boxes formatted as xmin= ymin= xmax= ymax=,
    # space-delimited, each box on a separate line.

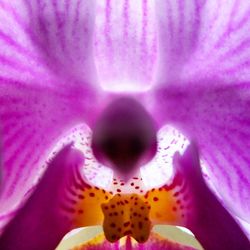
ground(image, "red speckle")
xmin=135 ymin=186 xmax=140 ymax=189
xmin=140 ymin=236 xmax=145 ymax=242
xmin=124 ymin=221 xmax=130 ymax=227
xmin=138 ymin=221 xmax=143 ymax=229
xmin=89 ymin=192 xmax=95 ymax=197
xmin=78 ymin=194 xmax=84 ymax=199
xmin=110 ymin=223 xmax=116 ymax=228
xmin=124 ymin=230 xmax=132 ymax=235
xmin=105 ymin=196 xmax=109 ymax=200
xmin=130 ymin=182 xmax=134 ymax=186
xmin=104 ymin=206 xmax=109 ymax=210
xmin=140 ymin=206 xmax=145 ymax=210
xmin=78 ymin=209 xmax=84 ymax=214
xmin=111 ymin=205 xmax=116 ymax=209
xmin=117 ymin=189 xmax=121 ymax=193
xmin=118 ymin=228 xmax=122 ymax=232
xmin=153 ymin=197 xmax=159 ymax=202
xmin=172 ymin=206 xmax=177 ymax=212
xmin=111 ymin=235 xmax=117 ymax=240
xmin=174 ymin=192 xmax=180 ymax=197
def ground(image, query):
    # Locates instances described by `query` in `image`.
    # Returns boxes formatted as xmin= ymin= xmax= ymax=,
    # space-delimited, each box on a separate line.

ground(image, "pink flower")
xmin=0 ymin=1 xmax=249 ymax=249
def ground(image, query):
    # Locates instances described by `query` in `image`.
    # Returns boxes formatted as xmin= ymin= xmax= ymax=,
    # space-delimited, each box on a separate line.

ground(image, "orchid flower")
xmin=0 ymin=0 xmax=250 ymax=250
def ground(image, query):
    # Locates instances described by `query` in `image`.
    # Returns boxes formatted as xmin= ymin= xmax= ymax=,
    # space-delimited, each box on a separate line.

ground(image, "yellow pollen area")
xmin=145 ymin=188 xmax=184 ymax=225
xmin=101 ymin=194 xmax=152 ymax=243
xmin=69 ymin=183 xmax=186 ymax=242
xmin=73 ymin=187 xmax=113 ymax=227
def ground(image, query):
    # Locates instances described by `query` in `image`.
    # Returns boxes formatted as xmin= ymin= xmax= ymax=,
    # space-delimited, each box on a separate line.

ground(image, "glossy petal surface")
xmin=0 ymin=0 xmax=97 ymax=215
xmin=153 ymin=0 xmax=250 ymax=222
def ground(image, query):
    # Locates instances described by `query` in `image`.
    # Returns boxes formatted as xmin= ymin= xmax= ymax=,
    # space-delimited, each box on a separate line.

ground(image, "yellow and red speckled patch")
xmin=144 ymin=173 xmax=192 ymax=226
xmin=60 ymin=163 xmax=193 ymax=242
xmin=101 ymin=194 xmax=151 ymax=243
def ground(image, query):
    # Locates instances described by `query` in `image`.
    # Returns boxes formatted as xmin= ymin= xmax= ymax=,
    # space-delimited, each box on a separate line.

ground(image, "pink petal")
xmin=0 ymin=145 xmax=84 ymax=250
xmin=153 ymin=83 xmax=250 ymax=222
xmin=155 ymin=1 xmax=250 ymax=84
xmin=0 ymin=0 xmax=97 ymax=84
xmin=0 ymin=0 xmax=97 ymax=216
xmin=152 ymin=1 xmax=250 ymax=222
xmin=94 ymin=0 xmax=157 ymax=91
xmin=175 ymin=143 xmax=250 ymax=249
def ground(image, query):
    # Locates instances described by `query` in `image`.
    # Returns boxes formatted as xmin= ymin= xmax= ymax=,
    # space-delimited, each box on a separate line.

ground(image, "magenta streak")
xmin=0 ymin=1 xmax=49 ymax=61
xmin=123 ymin=0 xmax=129 ymax=49
xmin=71 ymin=0 xmax=81 ymax=57
xmin=197 ymin=1 xmax=222 ymax=47
xmin=7 ymin=149 xmax=44 ymax=199
xmin=0 ymin=54 xmax=44 ymax=78
xmin=125 ymin=236 xmax=132 ymax=250
xmin=177 ymin=0 xmax=185 ymax=53
xmin=221 ymin=58 xmax=250 ymax=76
xmin=0 ymin=31 xmax=44 ymax=66
xmin=219 ymin=37 xmax=250 ymax=61
xmin=104 ymin=0 xmax=113 ymax=62
xmin=140 ymin=0 xmax=148 ymax=75
xmin=213 ymin=0 xmax=240 ymax=48
xmin=3 ymin=144 xmax=40 ymax=198
xmin=52 ymin=0 xmax=67 ymax=53
xmin=215 ymin=8 xmax=250 ymax=50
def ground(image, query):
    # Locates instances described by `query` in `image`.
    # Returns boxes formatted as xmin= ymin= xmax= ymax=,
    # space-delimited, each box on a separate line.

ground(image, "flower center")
xmin=101 ymin=194 xmax=152 ymax=243
xmin=91 ymin=97 xmax=157 ymax=180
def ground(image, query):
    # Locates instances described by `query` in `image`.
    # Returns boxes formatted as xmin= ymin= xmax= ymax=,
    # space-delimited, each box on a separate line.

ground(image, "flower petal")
xmin=155 ymin=0 xmax=250 ymax=84
xmin=0 ymin=0 xmax=97 ymax=84
xmin=175 ymin=143 xmax=250 ymax=249
xmin=0 ymin=145 xmax=84 ymax=250
xmin=153 ymin=83 xmax=250 ymax=222
xmin=153 ymin=0 xmax=250 ymax=221
xmin=0 ymin=0 xmax=98 ymax=215
xmin=95 ymin=0 xmax=157 ymax=91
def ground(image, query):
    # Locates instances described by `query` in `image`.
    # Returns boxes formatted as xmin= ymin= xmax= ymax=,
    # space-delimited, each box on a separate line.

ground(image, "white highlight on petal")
xmin=141 ymin=125 xmax=190 ymax=188
xmin=176 ymin=226 xmax=194 ymax=236
xmin=101 ymin=81 xmax=152 ymax=93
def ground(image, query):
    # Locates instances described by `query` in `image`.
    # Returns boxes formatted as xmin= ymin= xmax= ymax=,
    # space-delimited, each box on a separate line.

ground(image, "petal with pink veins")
xmin=0 ymin=0 xmax=98 ymax=217
xmin=152 ymin=0 xmax=250 ymax=222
